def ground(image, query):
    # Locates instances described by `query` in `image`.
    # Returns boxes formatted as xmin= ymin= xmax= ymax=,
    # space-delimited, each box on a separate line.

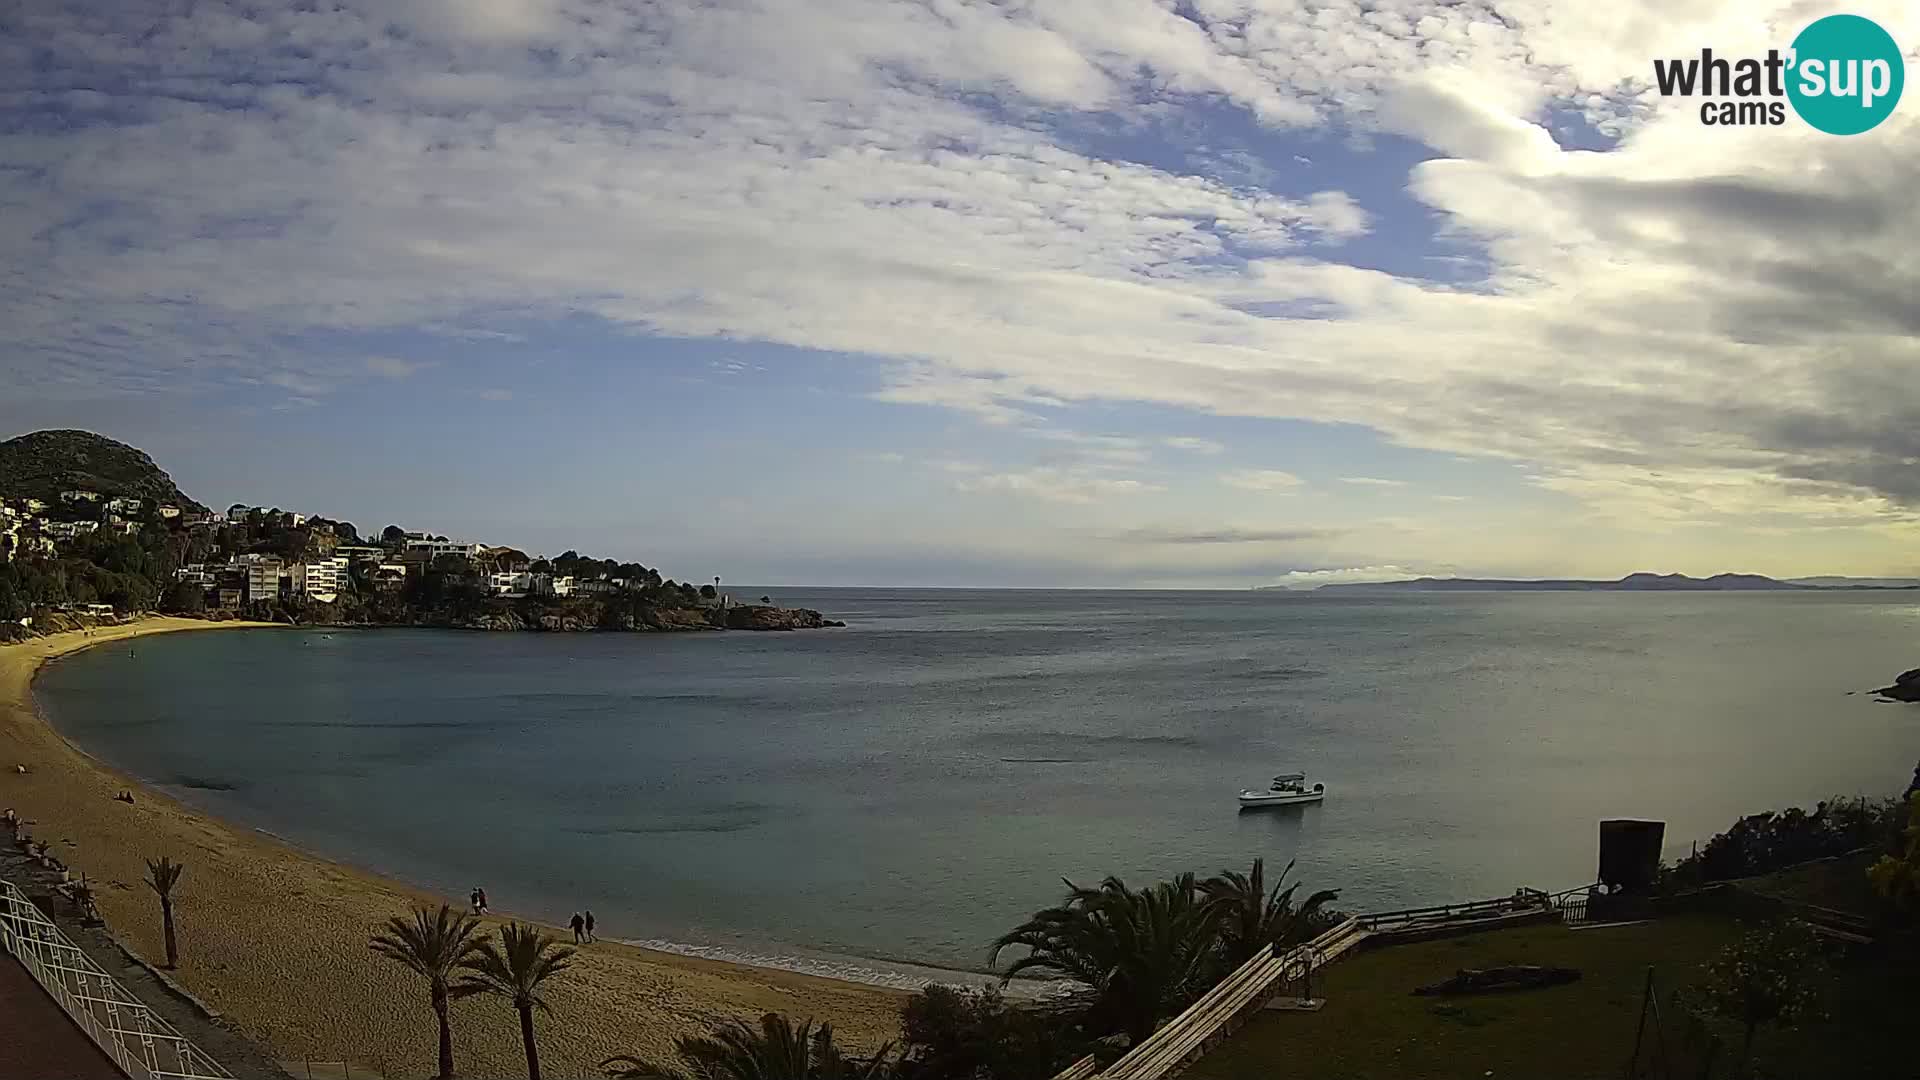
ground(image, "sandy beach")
xmin=1 ymin=619 xmax=905 ymax=1079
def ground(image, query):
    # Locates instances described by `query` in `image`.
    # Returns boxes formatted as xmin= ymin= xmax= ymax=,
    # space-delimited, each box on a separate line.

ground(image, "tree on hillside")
xmin=144 ymin=856 xmax=185 ymax=967
xmin=992 ymin=873 xmax=1221 ymax=1045
xmin=160 ymin=580 xmax=206 ymax=614
xmin=604 ymin=1013 xmax=892 ymax=1080
xmin=382 ymin=524 xmax=406 ymax=546
xmin=1868 ymin=791 xmax=1920 ymax=917
xmin=455 ymin=922 xmax=576 ymax=1080
xmin=370 ymin=904 xmax=486 ymax=1080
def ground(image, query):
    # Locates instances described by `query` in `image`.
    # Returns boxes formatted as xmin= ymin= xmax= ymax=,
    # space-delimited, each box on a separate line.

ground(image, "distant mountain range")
xmin=1304 ymin=572 xmax=1920 ymax=592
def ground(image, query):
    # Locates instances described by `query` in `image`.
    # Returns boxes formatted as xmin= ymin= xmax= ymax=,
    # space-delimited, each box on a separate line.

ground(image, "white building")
xmin=44 ymin=520 xmax=99 ymax=542
xmin=23 ymin=498 xmax=46 ymax=513
xmin=60 ymin=490 xmax=101 ymax=504
xmin=488 ymin=571 xmax=530 ymax=597
xmin=238 ymin=554 xmax=285 ymax=603
xmin=157 ymin=505 xmax=181 ymax=519
xmin=106 ymin=496 xmax=143 ymax=515
xmin=291 ymin=556 xmax=350 ymax=603
xmin=403 ymin=539 xmax=482 ymax=562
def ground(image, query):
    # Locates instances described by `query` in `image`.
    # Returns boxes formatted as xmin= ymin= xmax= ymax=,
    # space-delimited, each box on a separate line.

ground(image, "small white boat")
xmin=1238 ymin=772 xmax=1325 ymax=808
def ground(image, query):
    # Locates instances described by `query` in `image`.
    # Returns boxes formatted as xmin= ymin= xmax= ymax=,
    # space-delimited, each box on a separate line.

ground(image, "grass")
xmin=1731 ymin=850 xmax=1880 ymax=916
xmin=1184 ymin=915 xmax=1903 ymax=1080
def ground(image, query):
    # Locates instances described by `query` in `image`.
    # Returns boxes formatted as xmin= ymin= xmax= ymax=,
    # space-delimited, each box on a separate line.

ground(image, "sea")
xmin=33 ymin=589 xmax=1920 ymax=984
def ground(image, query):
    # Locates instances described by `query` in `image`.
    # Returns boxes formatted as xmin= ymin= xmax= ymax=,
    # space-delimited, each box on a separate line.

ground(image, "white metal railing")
xmin=0 ymin=878 xmax=232 ymax=1079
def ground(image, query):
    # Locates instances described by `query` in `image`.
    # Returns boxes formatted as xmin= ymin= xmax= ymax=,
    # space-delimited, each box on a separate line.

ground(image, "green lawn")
xmin=1731 ymin=850 xmax=1880 ymax=916
xmin=1185 ymin=916 xmax=1898 ymax=1080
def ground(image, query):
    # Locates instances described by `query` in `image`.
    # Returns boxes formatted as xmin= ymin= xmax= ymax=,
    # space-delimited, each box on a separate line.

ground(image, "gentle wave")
xmin=615 ymin=935 xmax=1071 ymax=1000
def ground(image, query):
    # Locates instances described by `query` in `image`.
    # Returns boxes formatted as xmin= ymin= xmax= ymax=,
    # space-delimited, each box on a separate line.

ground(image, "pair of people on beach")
xmin=470 ymin=886 xmax=489 ymax=914
xmin=571 ymin=909 xmax=595 ymax=943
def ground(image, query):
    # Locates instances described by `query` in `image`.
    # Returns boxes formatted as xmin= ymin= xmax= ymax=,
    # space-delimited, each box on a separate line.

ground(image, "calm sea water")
xmin=34 ymin=590 xmax=1920 ymax=977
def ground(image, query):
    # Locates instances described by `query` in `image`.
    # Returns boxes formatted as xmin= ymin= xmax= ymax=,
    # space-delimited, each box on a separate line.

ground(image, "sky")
xmin=3 ymin=1 xmax=1920 ymax=588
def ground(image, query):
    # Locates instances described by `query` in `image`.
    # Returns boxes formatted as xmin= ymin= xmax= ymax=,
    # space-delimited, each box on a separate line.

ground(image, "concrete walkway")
xmin=0 ymin=949 xmax=125 ymax=1080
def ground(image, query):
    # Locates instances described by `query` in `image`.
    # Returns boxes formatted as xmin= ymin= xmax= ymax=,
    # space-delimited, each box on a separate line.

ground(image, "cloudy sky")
xmin=4 ymin=1 xmax=1918 ymax=587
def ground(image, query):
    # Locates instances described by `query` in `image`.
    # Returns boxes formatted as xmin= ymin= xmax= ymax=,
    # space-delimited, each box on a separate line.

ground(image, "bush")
xmin=1664 ymin=796 xmax=1901 ymax=888
xmin=898 ymin=985 xmax=1083 ymax=1080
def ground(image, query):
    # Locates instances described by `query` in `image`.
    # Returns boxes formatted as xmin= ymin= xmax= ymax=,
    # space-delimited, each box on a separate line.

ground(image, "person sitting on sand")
xmin=114 ymin=791 xmax=134 ymax=804
xmin=570 ymin=911 xmax=586 ymax=944
xmin=585 ymin=910 xmax=595 ymax=942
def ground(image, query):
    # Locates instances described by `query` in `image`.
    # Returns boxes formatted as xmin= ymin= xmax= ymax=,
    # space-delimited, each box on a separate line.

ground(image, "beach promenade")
xmin=1 ymin=619 xmax=903 ymax=1079
xmin=0 ymin=950 xmax=124 ymax=1080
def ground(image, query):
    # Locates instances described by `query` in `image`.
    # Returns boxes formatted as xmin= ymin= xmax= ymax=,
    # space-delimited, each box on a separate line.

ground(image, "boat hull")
xmin=1237 ymin=791 xmax=1325 ymax=807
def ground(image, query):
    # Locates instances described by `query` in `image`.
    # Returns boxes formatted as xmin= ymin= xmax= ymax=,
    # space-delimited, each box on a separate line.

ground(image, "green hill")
xmin=0 ymin=429 xmax=206 ymax=511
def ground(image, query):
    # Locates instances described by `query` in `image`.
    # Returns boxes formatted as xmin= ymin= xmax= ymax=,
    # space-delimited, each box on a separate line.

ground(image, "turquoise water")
xmin=34 ymin=589 xmax=1920 ymax=976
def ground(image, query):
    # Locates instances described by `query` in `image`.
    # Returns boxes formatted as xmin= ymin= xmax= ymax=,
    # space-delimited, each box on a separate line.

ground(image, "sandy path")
xmin=1 ymin=618 xmax=905 ymax=1079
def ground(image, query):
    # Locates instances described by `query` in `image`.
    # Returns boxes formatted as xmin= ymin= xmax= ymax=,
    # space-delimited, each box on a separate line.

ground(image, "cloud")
xmin=1163 ymin=436 xmax=1227 ymax=454
xmin=953 ymin=467 xmax=1159 ymax=504
xmin=1221 ymin=469 xmax=1303 ymax=491
xmin=365 ymin=356 xmax=429 ymax=379
xmin=1106 ymin=526 xmax=1338 ymax=545
xmin=1263 ymin=565 xmax=1424 ymax=590
xmin=1340 ymin=476 xmax=1407 ymax=487
xmin=5 ymin=0 xmax=1920 ymax=552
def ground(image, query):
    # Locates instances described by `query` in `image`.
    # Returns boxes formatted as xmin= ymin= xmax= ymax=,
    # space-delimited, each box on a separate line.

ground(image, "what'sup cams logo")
xmin=1653 ymin=14 xmax=1904 ymax=134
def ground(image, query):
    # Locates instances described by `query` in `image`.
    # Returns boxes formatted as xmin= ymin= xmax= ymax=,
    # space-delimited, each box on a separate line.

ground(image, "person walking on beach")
xmin=476 ymin=887 xmax=489 ymax=914
xmin=570 ymin=911 xmax=586 ymax=944
xmin=584 ymin=910 xmax=595 ymax=942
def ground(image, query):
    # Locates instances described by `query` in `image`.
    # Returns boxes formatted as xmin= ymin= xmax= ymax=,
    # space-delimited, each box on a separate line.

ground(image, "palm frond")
xmin=144 ymin=856 xmax=184 ymax=898
xmin=454 ymin=921 xmax=575 ymax=1012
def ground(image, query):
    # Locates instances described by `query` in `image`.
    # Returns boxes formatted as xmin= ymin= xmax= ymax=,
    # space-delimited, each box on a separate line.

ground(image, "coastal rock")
xmin=1872 ymin=667 xmax=1920 ymax=701
xmin=716 ymin=605 xmax=843 ymax=631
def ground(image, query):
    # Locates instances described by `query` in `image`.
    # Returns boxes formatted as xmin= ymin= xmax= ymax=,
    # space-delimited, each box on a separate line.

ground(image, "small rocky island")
xmin=1872 ymin=668 xmax=1920 ymax=702
xmin=0 ymin=429 xmax=846 ymax=635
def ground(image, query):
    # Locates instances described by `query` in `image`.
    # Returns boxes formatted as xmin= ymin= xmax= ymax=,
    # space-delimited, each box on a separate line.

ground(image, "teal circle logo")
xmin=1786 ymin=15 xmax=1904 ymax=135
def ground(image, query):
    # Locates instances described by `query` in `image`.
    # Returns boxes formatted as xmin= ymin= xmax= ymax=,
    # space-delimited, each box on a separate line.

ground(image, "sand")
xmin=0 ymin=618 xmax=906 ymax=1079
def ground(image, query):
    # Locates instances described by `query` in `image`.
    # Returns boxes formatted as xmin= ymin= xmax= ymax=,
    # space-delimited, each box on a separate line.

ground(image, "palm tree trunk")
xmin=160 ymin=897 xmax=178 ymax=967
xmin=518 ymin=1002 xmax=541 ymax=1080
xmin=433 ymin=985 xmax=455 ymax=1079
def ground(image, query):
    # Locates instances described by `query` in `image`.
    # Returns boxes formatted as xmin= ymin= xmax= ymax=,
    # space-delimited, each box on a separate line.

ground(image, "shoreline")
xmin=3 ymin=618 xmax=908 ymax=1078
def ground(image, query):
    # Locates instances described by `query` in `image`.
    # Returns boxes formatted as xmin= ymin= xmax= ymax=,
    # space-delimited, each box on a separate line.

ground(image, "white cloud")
xmin=5 ymin=0 xmax=1920 ymax=555
xmin=365 ymin=356 xmax=429 ymax=379
xmin=1163 ymin=436 xmax=1227 ymax=454
xmin=1263 ymin=565 xmax=1425 ymax=590
xmin=954 ymin=467 xmax=1159 ymax=504
xmin=1341 ymin=476 xmax=1407 ymax=487
xmin=1221 ymin=469 xmax=1303 ymax=491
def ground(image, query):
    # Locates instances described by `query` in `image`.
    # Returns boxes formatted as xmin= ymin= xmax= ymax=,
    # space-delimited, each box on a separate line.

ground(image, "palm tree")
xmin=369 ymin=904 xmax=484 ymax=1080
xmin=455 ymin=922 xmax=575 ymax=1080
xmin=991 ymin=874 xmax=1223 ymax=1045
xmin=144 ymin=856 xmax=184 ymax=967
xmin=603 ymin=1012 xmax=892 ymax=1080
xmin=1201 ymin=858 xmax=1340 ymax=965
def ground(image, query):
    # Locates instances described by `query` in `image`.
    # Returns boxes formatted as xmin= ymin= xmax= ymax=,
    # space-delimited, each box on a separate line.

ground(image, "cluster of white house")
xmin=0 ymin=491 xmax=186 ymax=556
xmin=7 ymin=489 xmax=593 ymax=610
xmin=175 ymin=537 xmax=578 ymax=607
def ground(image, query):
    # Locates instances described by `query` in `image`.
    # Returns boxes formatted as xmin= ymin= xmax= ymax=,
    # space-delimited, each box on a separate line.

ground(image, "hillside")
xmin=0 ymin=429 xmax=206 ymax=511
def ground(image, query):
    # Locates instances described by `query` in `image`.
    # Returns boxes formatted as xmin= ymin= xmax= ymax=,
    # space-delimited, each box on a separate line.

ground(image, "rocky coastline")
xmin=1872 ymin=667 xmax=1920 ymax=701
